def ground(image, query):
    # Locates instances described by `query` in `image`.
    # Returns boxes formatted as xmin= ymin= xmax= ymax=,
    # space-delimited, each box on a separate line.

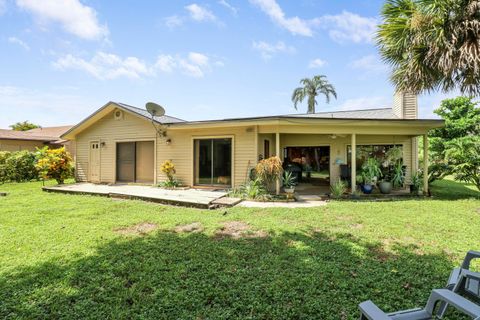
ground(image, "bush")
xmin=5 ymin=150 xmax=38 ymax=182
xmin=0 ymin=151 xmax=11 ymax=183
xmin=160 ymin=160 xmax=177 ymax=187
xmin=229 ymin=178 xmax=268 ymax=200
xmin=255 ymin=156 xmax=283 ymax=193
xmin=35 ymin=147 xmax=74 ymax=184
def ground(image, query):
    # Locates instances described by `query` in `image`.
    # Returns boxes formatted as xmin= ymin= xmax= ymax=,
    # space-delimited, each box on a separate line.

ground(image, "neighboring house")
xmin=0 ymin=125 xmax=74 ymax=156
xmin=62 ymin=92 xmax=443 ymax=193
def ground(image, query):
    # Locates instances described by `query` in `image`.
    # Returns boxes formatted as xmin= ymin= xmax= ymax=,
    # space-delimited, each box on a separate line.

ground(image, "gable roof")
xmin=115 ymin=102 xmax=185 ymax=124
xmin=61 ymin=101 xmax=186 ymax=139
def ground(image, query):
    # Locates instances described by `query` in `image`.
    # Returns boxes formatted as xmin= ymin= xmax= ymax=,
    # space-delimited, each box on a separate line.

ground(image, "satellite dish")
xmin=146 ymin=102 xmax=165 ymax=117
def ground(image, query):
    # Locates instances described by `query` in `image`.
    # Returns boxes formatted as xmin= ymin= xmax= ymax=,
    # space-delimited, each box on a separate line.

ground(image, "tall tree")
xmin=423 ymin=96 xmax=480 ymax=182
xmin=9 ymin=121 xmax=40 ymax=131
xmin=291 ymin=75 xmax=337 ymax=114
xmin=377 ymin=0 xmax=480 ymax=96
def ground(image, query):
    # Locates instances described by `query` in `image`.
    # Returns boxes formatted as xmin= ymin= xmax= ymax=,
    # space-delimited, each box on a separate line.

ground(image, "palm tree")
xmin=291 ymin=75 xmax=337 ymax=114
xmin=377 ymin=0 xmax=480 ymax=96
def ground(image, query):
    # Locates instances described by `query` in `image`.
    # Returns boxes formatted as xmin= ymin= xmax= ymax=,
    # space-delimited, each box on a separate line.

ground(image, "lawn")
xmin=0 ymin=179 xmax=479 ymax=319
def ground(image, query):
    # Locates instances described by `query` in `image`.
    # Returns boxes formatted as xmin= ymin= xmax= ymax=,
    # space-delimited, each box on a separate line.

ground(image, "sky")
xmin=0 ymin=0 xmax=458 ymax=128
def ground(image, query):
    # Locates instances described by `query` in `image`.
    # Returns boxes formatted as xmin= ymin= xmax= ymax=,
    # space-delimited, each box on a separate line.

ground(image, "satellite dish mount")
xmin=145 ymin=102 xmax=168 ymax=139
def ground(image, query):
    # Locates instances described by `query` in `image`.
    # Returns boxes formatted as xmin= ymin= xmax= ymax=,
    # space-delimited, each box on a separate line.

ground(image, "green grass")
xmin=0 ymin=179 xmax=479 ymax=319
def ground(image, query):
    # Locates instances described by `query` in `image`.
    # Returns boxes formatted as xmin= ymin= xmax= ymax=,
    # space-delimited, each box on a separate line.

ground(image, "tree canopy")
xmin=426 ymin=96 xmax=480 ymax=189
xmin=291 ymin=75 xmax=337 ymax=114
xmin=377 ymin=0 xmax=480 ymax=96
xmin=9 ymin=121 xmax=41 ymax=131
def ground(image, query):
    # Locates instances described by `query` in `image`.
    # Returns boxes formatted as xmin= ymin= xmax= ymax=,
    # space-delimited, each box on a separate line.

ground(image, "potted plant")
xmin=360 ymin=158 xmax=382 ymax=194
xmin=283 ymin=171 xmax=296 ymax=194
xmin=378 ymin=178 xmax=392 ymax=194
xmin=410 ymin=171 xmax=422 ymax=195
xmin=392 ymin=162 xmax=405 ymax=189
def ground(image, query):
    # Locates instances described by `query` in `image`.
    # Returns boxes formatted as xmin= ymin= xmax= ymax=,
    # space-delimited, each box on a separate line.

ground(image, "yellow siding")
xmin=158 ymin=126 xmax=256 ymax=187
xmin=0 ymin=139 xmax=45 ymax=151
xmin=76 ymin=109 xmax=156 ymax=183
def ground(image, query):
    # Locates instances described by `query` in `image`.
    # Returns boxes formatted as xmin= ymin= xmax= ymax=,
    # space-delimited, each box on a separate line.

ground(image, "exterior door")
xmin=89 ymin=141 xmax=100 ymax=182
xmin=135 ymin=141 xmax=154 ymax=183
xmin=194 ymin=138 xmax=232 ymax=186
xmin=116 ymin=141 xmax=154 ymax=183
xmin=117 ymin=142 xmax=135 ymax=182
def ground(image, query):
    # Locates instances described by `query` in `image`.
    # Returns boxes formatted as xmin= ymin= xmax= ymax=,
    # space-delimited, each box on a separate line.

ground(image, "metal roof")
xmin=116 ymin=102 xmax=186 ymax=124
xmin=288 ymin=108 xmax=399 ymax=119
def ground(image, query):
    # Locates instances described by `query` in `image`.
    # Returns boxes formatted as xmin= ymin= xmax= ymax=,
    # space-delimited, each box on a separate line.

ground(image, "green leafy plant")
xmin=9 ymin=120 xmax=40 ymax=131
xmin=35 ymin=147 xmax=74 ymax=184
xmin=229 ymin=178 xmax=267 ymax=200
xmin=330 ymin=180 xmax=346 ymax=199
xmin=445 ymin=136 xmax=480 ymax=191
xmin=282 ymin=171 xmax=296 ymax=188
xmin=158 ymin=178 xmax=181 ymax=188
xmin=410 ymin=170 xmax=422 ymax=193
xmin=391 ymin=162 xmax=405 ymax=189
xmin=361 ymin=158 xmax=382 ymax=185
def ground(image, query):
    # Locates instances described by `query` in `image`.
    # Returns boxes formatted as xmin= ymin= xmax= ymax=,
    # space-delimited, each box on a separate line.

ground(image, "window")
xmin=347 ymin=144 xmax=402 ymax=170
xmin=194 ymin=138 xmax=232 ymax=186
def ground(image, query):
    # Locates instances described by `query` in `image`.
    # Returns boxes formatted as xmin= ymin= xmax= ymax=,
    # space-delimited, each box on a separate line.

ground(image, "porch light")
xmin=165 ymin=138 xmax=172 ymax=145
xmin=100 ymin=141 xmax=106 ymax=147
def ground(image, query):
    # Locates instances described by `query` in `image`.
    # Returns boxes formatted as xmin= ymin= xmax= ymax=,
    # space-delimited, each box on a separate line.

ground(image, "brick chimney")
xmin=393 ymin=91 xmax=418 ymax=119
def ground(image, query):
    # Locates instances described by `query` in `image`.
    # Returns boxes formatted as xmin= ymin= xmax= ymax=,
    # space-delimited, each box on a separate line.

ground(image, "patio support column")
xmin=276 ymin=132 xmax=281 ymax=195
xmin=351 ymin=133 xmax=356 ymax=193
xmin=423 ymin=134 xmax=429 ymax=195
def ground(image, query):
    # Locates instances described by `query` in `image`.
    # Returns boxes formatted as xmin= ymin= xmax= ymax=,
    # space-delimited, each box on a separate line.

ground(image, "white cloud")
xmin=185 ymin=3 xmax=216 ymax=22
xmin=308 ymin=58 xmax=326 ymax=69
xmin=53 ymin=52 xmax=150 ymax=80
xmin=164 ymin=15 xmax=183 ymax=29
xmin=252 ymin=40 xmax=295 ymax=60
xmin=250 ymin=0 xmax=312 ymax=36
xmin=154 ymin=55 xmax=177 ymax=73
xmin=338 ymin=96 xmax=390 ymax=111
xmin=250 ymin=1 xmax=376 ymax=43
xmin=8 ymin=36 xmax=30 ymax=50
xmin=154 ymin=52 xmax=221 ymax=78
xmin=16 ymin=0 xmax=108 ymax=40
xmin=218 ymin=0 xmax=237 ymax=15
xmin=312 ymin=11 xmax=377 ymax=44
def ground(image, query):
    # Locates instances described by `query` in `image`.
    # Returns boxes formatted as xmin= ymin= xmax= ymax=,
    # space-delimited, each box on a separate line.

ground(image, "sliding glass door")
xmin=194 ymin=138 xmax=232 ymax=186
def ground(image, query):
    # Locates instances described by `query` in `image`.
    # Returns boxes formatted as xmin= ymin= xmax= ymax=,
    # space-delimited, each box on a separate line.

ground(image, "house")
xmin=0 ymin=125 xmax=74 ymax=155
xmin=61 ymin=92 xmax=444 ymax=194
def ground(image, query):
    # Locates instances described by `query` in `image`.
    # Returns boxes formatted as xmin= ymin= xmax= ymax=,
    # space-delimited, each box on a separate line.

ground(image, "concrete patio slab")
xmin=43 ymin=183 xmax=228 ymax=209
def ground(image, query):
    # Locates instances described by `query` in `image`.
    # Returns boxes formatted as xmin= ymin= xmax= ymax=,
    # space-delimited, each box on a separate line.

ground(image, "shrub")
xmin=255 ymin=156 xmax=283 ymax=192
xmin=330 ymin=180 xmax=346 ymax=199
xmin=35 ymin=147 xmax=74 ymax=184
xmin=229 ymin=178 xmax=267 ymax=200
xmin=158 ymin=178 xmax=181 ymax=189
xmin=5 ymin=150 xmax=38 ymax=182
xmin=160 ymin=160 xmax=176 ymax=184
xmin=0 ymin=151 xmax=11 ymax=183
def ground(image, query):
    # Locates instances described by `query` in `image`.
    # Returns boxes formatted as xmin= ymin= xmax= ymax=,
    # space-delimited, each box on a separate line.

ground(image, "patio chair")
xmin=446 ymin=250 xmax=480 ymax=299
xmin=358 ymin=289 xmax=480 ymax=319
xmin=438 ymin=250 xmax=480 ymax=317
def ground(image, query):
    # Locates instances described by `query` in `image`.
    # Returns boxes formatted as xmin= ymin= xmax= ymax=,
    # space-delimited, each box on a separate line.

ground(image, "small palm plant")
xmin=291 ymin=75 xmax=337 ymax=114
